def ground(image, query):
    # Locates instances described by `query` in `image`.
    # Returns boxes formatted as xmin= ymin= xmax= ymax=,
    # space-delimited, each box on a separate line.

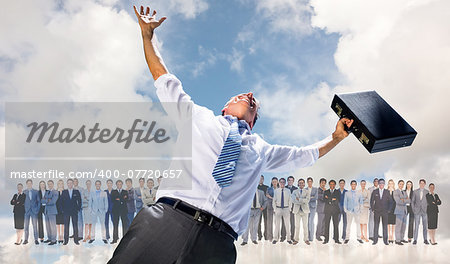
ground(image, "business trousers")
xmin=338 ymin=209 xmax=347 ymax=240
xmin=105 ymin=211 xmax=113 ymax=240
xmin=294 ymin=211 xmax=308 ymax=242
xmin=407 ymin=211 xmax=414 ymax=239
xmin=324 ymin=212 xmax=339 ymax=243
xmin=127 ymin=212 xmax=135 ymax=229
xmin=243 ymin=208 xmax=261 ymax=243
xmin=345 ymin=212 xmax=361 ymax=240
xmin=45 ymin=214 xmax=57 ymax=242
xmin=257 ymin=207 xmax=268 ymax=240
xmin=112 ymin=211 xmax=129 ymax=242
xmin=395 ymin=213 xmax=407 ymax=242
xmin=413 ymin=213 xmax=428 ymax=241
xmin=315 ymin=211 xmax=325 ymax=239
xmin=37 ymin=208 xmax=45 ymax=240
xmin=24 ymin=212 xmax=38 ymax=241
xmin=308 ymin=207 xmax=316 ymax=241
xmin=77 ymin=209 xmax=83 ymax=238
xmin=373 ymin=211 xmax=388 ymax=244
xmin=108 ymin=202 xmax=237 ymax=264
xmin=274 ymin=208 xmax=291 ymax=241
xmin=64 ymin=212 xmax=79 ymax=243
xmin=265 ymin=202 xmax=274 ymax=241
xmin=368 ymin=209 xmax=374 ymax=238
xmin=92 ymin=211 xmax=107 ymax=240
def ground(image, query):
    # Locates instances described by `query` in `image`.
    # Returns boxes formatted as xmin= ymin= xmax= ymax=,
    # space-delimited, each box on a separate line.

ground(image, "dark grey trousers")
xmin=108 ymin=202 xmax=237 ymax=264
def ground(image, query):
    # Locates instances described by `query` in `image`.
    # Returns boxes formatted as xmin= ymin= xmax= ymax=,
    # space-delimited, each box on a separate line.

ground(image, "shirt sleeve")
xmin=261 ymin=138 xmax=319 ymax=173
xmin=154 ymin=73 xmax=193 ymax=125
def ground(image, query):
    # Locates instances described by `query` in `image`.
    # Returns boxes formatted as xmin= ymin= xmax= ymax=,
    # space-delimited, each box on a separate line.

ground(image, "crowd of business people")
xmin=10 ymin=177 xmax=161 ymax=246
xmin=242 ymin=175 xmax=442 ymax=246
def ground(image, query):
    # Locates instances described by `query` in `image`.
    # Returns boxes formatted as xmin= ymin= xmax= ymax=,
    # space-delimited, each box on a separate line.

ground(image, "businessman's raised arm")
xmin=134 ymin=5 xmax=168 ymax=80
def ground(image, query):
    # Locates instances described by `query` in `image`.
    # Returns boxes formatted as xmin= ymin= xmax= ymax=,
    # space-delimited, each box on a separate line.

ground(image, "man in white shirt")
xmin=108 ymin=5 xmax=354 ymax=264
xmin=291 ymin=178 xmax=311 ymax=245
xmin=272 ymin=178 xmax=293 ymax=244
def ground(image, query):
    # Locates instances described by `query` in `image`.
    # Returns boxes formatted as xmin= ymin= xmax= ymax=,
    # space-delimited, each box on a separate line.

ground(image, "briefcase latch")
xmin=335 ymin=103 xmax=343 ymax=117
xmin=359 ymin=133 xmax=369 ymax=145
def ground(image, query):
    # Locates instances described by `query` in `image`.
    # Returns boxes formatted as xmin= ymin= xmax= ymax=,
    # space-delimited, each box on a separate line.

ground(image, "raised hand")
xmin=133 ymin=5 xmax=167 ymax=38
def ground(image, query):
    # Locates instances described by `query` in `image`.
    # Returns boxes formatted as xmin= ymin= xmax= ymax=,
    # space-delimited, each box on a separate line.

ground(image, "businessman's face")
xmin=351 ymin=182 xmax=357 ymax=190
xmin=48 ymin=181 xmax=54 ymax=190
xmin=74 ymin=179 xmax=78 ymax=187
xmin=116 ymin=181 xmax=123 ymax=189
xmin=379 ymin=181 xmax=385 ymax=189
xmin=329 ymin=181 xmax=336 ymax=189
xmin=222 ymin=92 xmax=259 ymax=129
xmin=307 ymin=179 xmax=313 ymax=188
xmin=419 ymin=181 xmax=425 ymax=189
xmin=67 ymin=181 xmax=73 ymax=189
xmin=361 ymin=181 xmax=366 ymax=189
xmin=299 ymin=180 xmax=305 ymax=189
xmin=429 ymin=184 xmax=435 ymax=193
xmin=287 ymin=178 xmax=294 ymax=186
xmin=147 ymin=180 xmax=154 ymax=189
xmin=26 ymin=181 xmax=32 ymax=189
xmin=107 ymin=181 xmax=113 ymax=189
xmin=126 ymin=181 xmax=132 ymax=189
xmin=17 ymin=184 xmax=23 ymax=192
xmin=139 ymin=179 xmax=145 ymax=187
xmin=373 ymin=179 xmax=378 ymax=187
xmin=279 ymin=180 xmax=286 ymax=188
xmin=86 ymin=181 xmax=92 ymax=189
xmin=339 ymin=181 xmax=345 ymax=189
xmin=259 ymin=176 xmax=264 ymax=185
xmin=95 ymin=181 xmax=101 ymax=190
xmin=320 ymin=180 xmax=326 ymax=188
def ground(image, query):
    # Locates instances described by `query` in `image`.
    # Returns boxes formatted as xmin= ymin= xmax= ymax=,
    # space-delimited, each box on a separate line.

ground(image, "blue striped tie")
xmin=212 ymin=118 xmax=242 ymax=187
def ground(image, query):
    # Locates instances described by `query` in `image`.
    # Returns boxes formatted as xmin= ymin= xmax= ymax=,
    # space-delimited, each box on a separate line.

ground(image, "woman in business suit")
xmin=56 ymin=180 xmax=65 ymax=243
xmin=11 ymin=183 xmax=26 ymax=245
xmin=82 ymin=180 xmax=93 ymax=242
xmin=405 ymin=180 xmax=414 ymax=242
xmin=37 ymin=181 xmax=46 ymax=243
xmin=426 ymin=183 xmax=441 ymax=245
xmin=387 ymin=179 xmax=396 ymax=243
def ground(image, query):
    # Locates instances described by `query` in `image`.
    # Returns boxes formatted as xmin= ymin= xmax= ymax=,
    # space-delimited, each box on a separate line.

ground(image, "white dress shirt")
xmin=154 ymin=73 xmax=322 ymax=235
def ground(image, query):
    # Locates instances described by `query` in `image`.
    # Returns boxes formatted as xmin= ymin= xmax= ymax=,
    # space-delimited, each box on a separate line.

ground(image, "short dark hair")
xmin=67 ymin=179 xmax=74 ymax=183
xmin=260 ymin=175 xmax=264 ymax=178
xmin=287 ymin=176 xmax=294 ymax=181
xmin=429 ymin=183 xmax=435 ymax=187
xmin=329 ymin=180 xmax=336 ymax=185
xmin=298 ymin=178 xmax=305 ymax=183
xmin=320 ymin=178 xmax=327 ymax=184
xmin=125 ymin=178 xmax=132 ymax=183
xmin=147 ymin=179 xmax=154 ymax=183
xmin=279 ymin=178 xmax=286 ymax=183
xmin=350 ymin=180 xmax=357 ymax=184
xmin=47 ymin=180 xmax=54 ymax=184
xmin=339 ymin=179 xmax=345 ymax=183
xmin=107 ymin=179 xmax=113 ymax=183
xmin=360 ymin=180 xmax=366 ymax=183
xmin=26 ymin=179 xmax=32 ymax=184
xmin=139 ymin=177 xmax=145 ymax=182
xmin=95 ymin=180 xmax=101 ymax=184
xmin=419 ymin=179 xmax=426 ymax=184
xmin=116 ymin=180 xmax=123 ymax=184
xmin=17 ymin=183 xmax=23 ymax=187
xmin=307 ymin=177 xmax=313 ymax=182
xmin=373 ymin=178 xmax=379 ymax=182
xmin=378 ymin=178 xmax=385 ymax=183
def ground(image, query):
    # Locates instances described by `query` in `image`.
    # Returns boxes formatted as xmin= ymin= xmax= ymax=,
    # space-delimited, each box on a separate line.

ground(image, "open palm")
xmin=133 ymin=5 xmax=166 ymax=37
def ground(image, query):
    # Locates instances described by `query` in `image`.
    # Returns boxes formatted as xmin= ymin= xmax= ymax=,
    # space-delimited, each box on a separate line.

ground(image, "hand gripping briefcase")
xmin=331 ymin=91 xmax=417 ymax=153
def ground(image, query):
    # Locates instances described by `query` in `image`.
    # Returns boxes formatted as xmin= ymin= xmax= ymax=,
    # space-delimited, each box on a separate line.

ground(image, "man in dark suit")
xmin=111 ymin=180 xmax=129 ymax=244
xmin=61 ymin=179 xmax=82 ymax=245
xmin=370 ymin=178 xmax=393 ymax=245
xmin=257 ymin=175 xmax=269 ymax=241
xmin=323 ymin=180 xmax=341 ymax=244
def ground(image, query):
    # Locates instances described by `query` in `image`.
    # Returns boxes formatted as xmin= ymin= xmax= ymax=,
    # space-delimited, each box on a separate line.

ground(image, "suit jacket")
xmin=251 ymin=189 xmax=267 ymax=210
xmin=111 ymin=189 xmax=128 ymax=215
xmin=126 ymin=188 xmax=136 ymax=213
xmin=306 ymin=186 xmax=318 ymax=210
xmin=38 ymin=189 xmax=46 ymax=214
xmin=370 ymin=188 xmax=393 ymax=214
xmin=324 ymin=189 xmax=340 ymax=215
xmin=316 ymin=188 xmax=326 ymax=214
xmin=393 ymin=189 xmax=410 ymax=215
xmin=406 ymin=189 xmax=414 ymax=214
xmin=61 ymin=189 xmax=82 ymax=215
xmin=411 ymin=188 xmax=429 ymax=215
xmin=142 ymin=187 xmax=156 ymax=206
xmin=338 ymin=188 xmax=347 ymax=211
xmin=291 ymin=188 xmax=311 ymax=214
xmin=426 ymin=193 xmax=441 ymax=215
xmin=344 ymin=189 xmax=363 ymax=214
xmin=11 ymin=193 xmax=26 ymax=214
xmin=24 ymin=188 xmax=40 ymax=215
xmin=134 ymin=187 xmax=146 ymax=210
xmin=42 ymin=189 xmax=59 ymax=215
xmin=90 ymin=190 xmax=108 ymax=214
xmin=272 ymin=187 xmax=291 ymax=209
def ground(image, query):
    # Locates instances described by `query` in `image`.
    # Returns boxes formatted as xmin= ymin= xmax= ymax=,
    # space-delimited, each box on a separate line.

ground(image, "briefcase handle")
xmin=339 ymin=116 xmax=355 ymax=134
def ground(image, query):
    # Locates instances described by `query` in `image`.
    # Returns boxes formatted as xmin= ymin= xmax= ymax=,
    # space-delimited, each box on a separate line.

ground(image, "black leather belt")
xmin=158 ymin=197 xmax=238 ymax=241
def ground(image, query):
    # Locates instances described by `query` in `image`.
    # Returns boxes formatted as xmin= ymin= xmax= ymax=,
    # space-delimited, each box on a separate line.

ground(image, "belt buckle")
xmin=194 ymin=210 xmax=214 ymax=226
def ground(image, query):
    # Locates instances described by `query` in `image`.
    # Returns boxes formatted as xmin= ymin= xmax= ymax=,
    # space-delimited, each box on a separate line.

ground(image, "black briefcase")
xmin=331 ymin=91 xmax=417 ymax=153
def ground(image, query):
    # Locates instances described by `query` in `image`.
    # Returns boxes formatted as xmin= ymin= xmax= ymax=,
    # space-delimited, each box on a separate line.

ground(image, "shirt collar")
xmin=223 ymin=115 xmax=252 ymax=135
